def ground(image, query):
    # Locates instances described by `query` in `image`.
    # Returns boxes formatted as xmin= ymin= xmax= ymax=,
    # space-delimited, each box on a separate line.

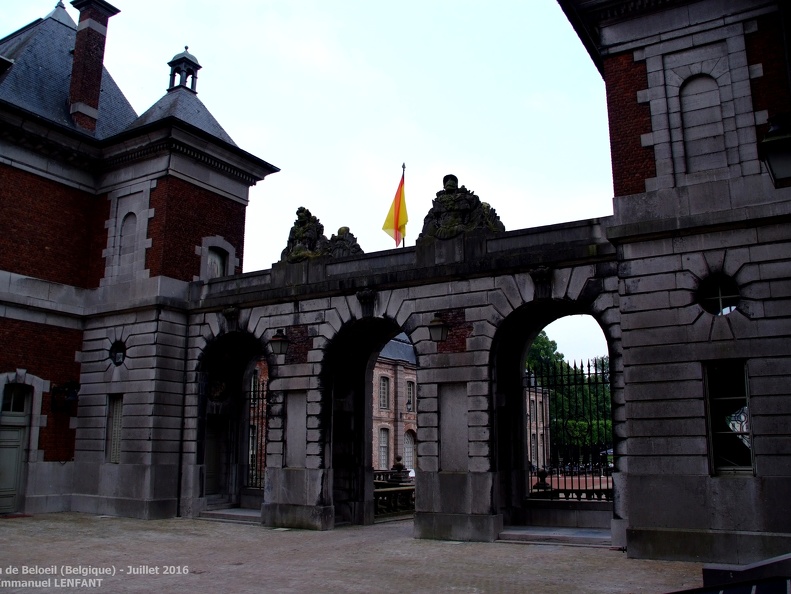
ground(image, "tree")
xmin=526 ymin=331 xmax=564 ymax=369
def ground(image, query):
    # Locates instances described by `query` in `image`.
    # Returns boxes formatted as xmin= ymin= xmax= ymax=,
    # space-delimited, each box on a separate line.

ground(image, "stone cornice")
xmin=102 ymin=138 xmax=261 ymax=186
xmin=0 ymin=105 xmax=102 ymax=171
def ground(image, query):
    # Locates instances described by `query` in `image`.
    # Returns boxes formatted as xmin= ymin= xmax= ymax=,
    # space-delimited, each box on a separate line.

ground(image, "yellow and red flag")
xmin=382 ymin=164 xmax=408 ymax=246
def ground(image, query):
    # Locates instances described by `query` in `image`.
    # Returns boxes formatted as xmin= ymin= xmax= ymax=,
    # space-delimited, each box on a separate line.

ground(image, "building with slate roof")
xmin=0 ymin=1 xmax=277 ymax=517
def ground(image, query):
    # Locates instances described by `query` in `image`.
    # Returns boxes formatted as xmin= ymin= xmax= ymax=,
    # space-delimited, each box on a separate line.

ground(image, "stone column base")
xmin=414 ymin=512 xmax=503 ymax=542
xmin=262 ymin=503 xmax=334 ymax=531
xmin=627 ymin=527 xmax=791 ymax=564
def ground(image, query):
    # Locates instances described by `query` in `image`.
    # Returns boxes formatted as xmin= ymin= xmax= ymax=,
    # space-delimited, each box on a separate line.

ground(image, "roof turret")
xmin=168 ymin=46 xmax=201 ymax=93
xmin=127 ymin=47 xmax=235 ymax=145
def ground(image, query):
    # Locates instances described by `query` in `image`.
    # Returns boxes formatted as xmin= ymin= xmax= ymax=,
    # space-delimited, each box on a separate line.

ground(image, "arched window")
xmin=403 ymin=431 xmax=415 ymax=470
xmin=680 ymin=75 xmax=727 ymax=173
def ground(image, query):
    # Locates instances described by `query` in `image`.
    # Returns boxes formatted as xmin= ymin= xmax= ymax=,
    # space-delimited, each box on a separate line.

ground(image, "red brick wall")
xmin=284 ymin=324 xmax=310 ymax=365
xmin=0 ymin=318 xmax=82 ymax=461
xmin=746 ymin=15 xmax=791 ymax=138
xmin=603 ymin=53 xmax=656 ymax=197
xmin=437 ymin=309 xmax=472 ymax=354
xmin=146 ymin=177 xmax=246 ymax=280
xmin=0 ymin=164 xmax=107 ymax=288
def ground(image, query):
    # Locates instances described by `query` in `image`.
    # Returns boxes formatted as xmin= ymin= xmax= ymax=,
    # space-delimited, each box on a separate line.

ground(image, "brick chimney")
xmin=68 ymin=0 xmax=120 ymax=132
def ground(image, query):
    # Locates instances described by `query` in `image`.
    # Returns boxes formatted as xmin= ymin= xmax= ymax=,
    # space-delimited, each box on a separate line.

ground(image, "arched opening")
xmin=492 ymin=302 xmax=614 ymax=529
xmin=198 ymin=331 xmax=266 ymax=509
xmin=320 ymin=318 xmax=417 ymax=526
xmin=118 ymin=212 xmax=137 ymax=277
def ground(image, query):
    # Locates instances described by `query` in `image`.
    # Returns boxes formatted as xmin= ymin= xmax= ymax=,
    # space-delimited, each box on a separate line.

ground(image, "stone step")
xmin=498 ymin=526 xmax=612 ymax=548
xmin=199 ymin=508 xmax=261 ymax=525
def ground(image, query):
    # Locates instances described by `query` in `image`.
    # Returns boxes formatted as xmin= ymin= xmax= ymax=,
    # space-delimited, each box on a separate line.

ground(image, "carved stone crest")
xmin=327 ymin=226 xmax=364 ymax=259
xmin=418 ymin=174 xmax=505 ymax=240
xmin=280 ymin=207 xmax=329 ymax=263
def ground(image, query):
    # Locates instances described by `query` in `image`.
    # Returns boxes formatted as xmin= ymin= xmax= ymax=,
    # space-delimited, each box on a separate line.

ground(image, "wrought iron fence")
xmin=526 ymin=359 xmax=613 ymax=501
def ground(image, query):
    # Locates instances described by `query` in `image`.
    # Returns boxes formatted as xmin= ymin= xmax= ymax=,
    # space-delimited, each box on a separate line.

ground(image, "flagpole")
xmin=401 ymin=163 xmax=405 ymax=248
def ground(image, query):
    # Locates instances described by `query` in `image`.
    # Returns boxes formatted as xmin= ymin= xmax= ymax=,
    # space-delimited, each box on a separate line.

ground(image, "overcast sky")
xmin=7 ymin=0 xmax=612 ymax=361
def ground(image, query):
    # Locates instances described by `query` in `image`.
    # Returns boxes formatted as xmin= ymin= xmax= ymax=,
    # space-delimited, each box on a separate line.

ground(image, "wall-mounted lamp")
xmin=270 ymin=328 xmax=289 ymax=355
xmin=759 ymin=114 xmax=791 ymax=188
xmin=51 ymin=381 xmax=80 ymax=412
xmin=428 ymin=314 xmax=448 ymax=342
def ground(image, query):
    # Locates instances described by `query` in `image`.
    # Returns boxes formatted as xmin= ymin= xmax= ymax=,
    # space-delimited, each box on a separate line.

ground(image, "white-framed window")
xmin=403 ymin=431 xmax=415 ymax=470
xmin=107 ymin=394 xmax=123 ymax=464
xmin=704 ymin=360 xmax=753 ymax=474
xmin=406 ymin=381 xmax=415 ymax=412
xmin=378 ymin=427 xmax=390 ymax=469
xmin=379 ymin=376 xmax=390 ymax=409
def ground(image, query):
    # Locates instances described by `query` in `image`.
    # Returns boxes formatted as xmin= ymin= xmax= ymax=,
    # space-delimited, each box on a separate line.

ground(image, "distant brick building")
xmin=371 ymin=334 xmax=417 ymax=471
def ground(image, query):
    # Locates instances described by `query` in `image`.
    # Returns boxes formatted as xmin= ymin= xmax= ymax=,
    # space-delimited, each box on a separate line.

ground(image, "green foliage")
xmin=526 ymin=331 xmax=564 ymax=369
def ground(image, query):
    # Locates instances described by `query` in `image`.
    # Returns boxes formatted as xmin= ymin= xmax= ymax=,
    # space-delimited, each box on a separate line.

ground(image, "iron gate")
xmin=243 ymin=382 xmax=267 ymax=489
xmin=526 ymin=359 xmax=613 ymax=501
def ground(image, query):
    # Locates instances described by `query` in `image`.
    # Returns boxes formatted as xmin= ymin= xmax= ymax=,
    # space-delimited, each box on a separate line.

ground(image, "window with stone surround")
xmin=704 ymin=360 xmax=753 ymax=474
xmin=379 ymin=376 xmax=390 ymax=409
xmin=697 ymin=272 xmax=740 ymax=316
xmin=207 ymin=247 xmax=228 ymax=279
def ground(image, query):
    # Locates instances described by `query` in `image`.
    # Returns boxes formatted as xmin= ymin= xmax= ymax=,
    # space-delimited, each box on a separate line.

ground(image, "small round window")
xmin=696 ymin=273 xmax=740 ymax=315
xmin=109 ymin=340 xmax=127 ymax=366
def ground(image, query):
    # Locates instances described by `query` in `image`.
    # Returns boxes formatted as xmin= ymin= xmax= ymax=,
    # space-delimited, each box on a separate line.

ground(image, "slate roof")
xmin=379 ymin=333 xmax=417 ymax=364
xmin=128 ymin=86 xmax=237 ymax=146
xmin=0 ymin=2 xmax=137 ymax=140
xmin=0 ymin=2 xmax=236 ymax=146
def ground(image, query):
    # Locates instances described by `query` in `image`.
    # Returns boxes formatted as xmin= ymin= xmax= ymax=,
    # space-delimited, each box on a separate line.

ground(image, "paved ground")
xmin=0 ymin=512 xmax=703 ymax=594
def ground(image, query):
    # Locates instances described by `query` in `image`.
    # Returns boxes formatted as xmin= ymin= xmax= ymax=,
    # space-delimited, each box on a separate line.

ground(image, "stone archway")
xmin=319 ymin=317 xmax=406 ymax=526
xmin=491 ymin=300 xmax=619 ymax=528
xmin=197 ymin=331 xmax=264 ymax=509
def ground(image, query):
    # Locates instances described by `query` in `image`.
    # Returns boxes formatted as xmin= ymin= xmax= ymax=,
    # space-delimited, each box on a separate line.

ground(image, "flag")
xmin=382 ymin=166 xmax=408 ymax=246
